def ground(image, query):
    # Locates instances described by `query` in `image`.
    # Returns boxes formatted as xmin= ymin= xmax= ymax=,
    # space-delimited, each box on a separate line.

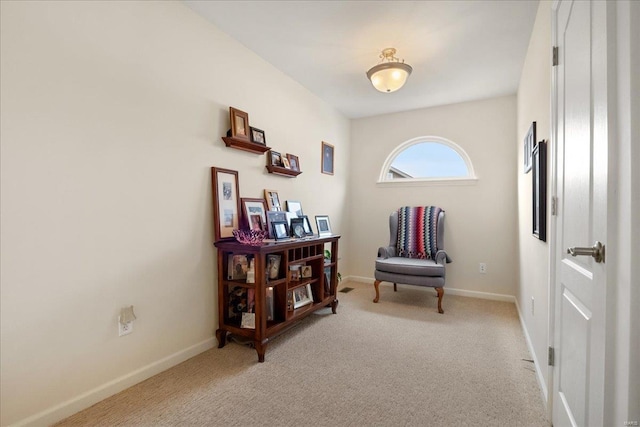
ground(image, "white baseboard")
xmin=344 ymin=276 xmax=515 ymax=302
xmin=514 ymin=299 xmax=549 ymax=408
xmin=12 ymin=338 xmax=215 ymax=427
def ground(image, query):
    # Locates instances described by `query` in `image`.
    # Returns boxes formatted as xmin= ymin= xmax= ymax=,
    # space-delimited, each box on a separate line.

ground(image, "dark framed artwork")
xmin=211 ymin=167 xmax=241 ymax=242
xmin=266 ymin=210 xmax=287 ymax=239
xmin=321 ymin=141 xmax=334 ymax=175
xmin=300 ymin=215 xmax=314 ymax=236
xmin=271 ymin=221 xmax=290 ymax=241
xmin=532 ymin=140 xmax=547 ymax=241
xmin=524 ymin=121 xmax=536 ymax=173
xmin=229 ymin=107 xmax=250 ymax=140
xmin=241 ymin=198 xmax=268 ymax=232
xmin=250 ymin=127 xmax=266 ymax=145
xmin=269 ymin=150 xmax=283 ymax=167
xmin=290 ymin=217 xmax=305 ymax=238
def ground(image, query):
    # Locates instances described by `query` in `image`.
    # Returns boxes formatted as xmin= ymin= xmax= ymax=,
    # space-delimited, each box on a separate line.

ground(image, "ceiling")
xmin=184 ymin=1 xmax=539 ymax=119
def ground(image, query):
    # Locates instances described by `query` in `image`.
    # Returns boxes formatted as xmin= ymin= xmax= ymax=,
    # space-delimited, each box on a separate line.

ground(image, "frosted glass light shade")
xmin=367 ymin=62 xmax=413 ymax=93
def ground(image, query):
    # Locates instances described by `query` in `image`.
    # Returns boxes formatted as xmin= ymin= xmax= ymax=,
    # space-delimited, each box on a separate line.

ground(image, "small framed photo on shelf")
xmin=301 ymin=265 xmax=312 ymax=278
xmin=289 ymin=267 xmax=300 ymax=281
xmin=266 ymin=254 xmax=281 ymax=280
xmin=228 ymin=286 xmax=247 ymax=321
xmin=321 ymin=141 xmax=334 ymax=175
xmin=241 ymin=198 xmax=268 ymax=232
xmin=286 ymin=200 xmax=303 ymax=217
xmin=315 ymin=215 xmax=332 ymax=236
xmin=229 ymin=107 xmax=250 ymax=140
xmin=211 ymin=167 xmax=241 ymax=242
xmin=290 ymin=217 xmax=306 ymax=238
xmin=272 ymin=220 xmax=290 ymax=240
xmin=287 ymin=154 xmax=300 ymax=172
xmin=266 ymin=210 xmax=287 ymax=238
xmin=264 ymin=189 xmax=282 ymax=211
xmin=300 ymin=215 xmax=314 ymax=236
xmin=524 ymin=121 xmax=536 ymax=173
xmin=250 ymin=127 xmax=266 ymax=145
xmin=282 ymin=157 xmax=291 ymax=169
xmin=269 ymin=150 xmax=283 ymax=167
xmin=293 ymin=284 xmax=313 ymax=309
xmin=228 ymin=254 xmax=249 ymax=280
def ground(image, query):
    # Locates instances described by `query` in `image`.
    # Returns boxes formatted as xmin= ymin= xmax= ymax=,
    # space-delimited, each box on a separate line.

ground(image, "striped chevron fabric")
xmin=396 ymin=206 xmax=443 ymax=259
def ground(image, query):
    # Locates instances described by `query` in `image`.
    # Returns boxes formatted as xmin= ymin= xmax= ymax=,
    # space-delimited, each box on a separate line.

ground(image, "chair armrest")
xmin=377 ymin=246 xmax=396 ymax=259
xmin=435 ymin=250 xmax=452 ymax=265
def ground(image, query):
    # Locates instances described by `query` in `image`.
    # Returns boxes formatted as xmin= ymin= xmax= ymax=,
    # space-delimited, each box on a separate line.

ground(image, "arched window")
xmin=378 ymin=136 xmax=477 ymax=185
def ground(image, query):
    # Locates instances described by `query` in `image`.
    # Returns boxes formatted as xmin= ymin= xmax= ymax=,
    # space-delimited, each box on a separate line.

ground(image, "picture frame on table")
xmin=315 ymin=215 xmax=332 ymax=236
xmin=211 ymin=167 xmax=241 ymax=242
xmin=532 ymin=140 xmax=547 ymax=242
xmin=249 ymin=127 xmax=266 ymax=145
xmin=287 ymin=154 xmax=300 ymax=172
xmin=264 ymin=189 xmax=282 ymax=211
xmin=266 ymin=211 xmax=288 ymax=238
xmin=523 ymin=121 xmax=536 ymax=173
xmin=269 ymin=150 xmax=283 ymax=167
xmin=229 ymin=107 xmax=250 ymax=141
xmin=286 ymin=200 xmax=303 ymax=217
xmin=300 ymin=215 xmax=314 ymax=236
xmin=272 ymin=221 xmax=290 ymax=241
xmin=321 ymin=141 xmax=334 ymax=175
xmin=293 ymin=284 xmax=313 ymax=309
xmin=241 ymin=198 xmax=268 ymax=232
xmin=290 ymin=217 xmax=306 ymax=238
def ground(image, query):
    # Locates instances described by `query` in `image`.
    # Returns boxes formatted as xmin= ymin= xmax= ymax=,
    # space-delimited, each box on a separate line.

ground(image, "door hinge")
xmin=552 ymin=46 xmax=559 ymax=66
xmin=551 ymin=197 xmax=558 ymax=216
xmin=548 ymin=346 xmax=555 ymax=366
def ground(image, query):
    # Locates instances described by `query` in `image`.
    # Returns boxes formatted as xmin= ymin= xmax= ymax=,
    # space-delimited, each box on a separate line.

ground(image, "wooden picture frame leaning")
xmin=241 ymin=197 xmax=268 ymax=232
xmin=211 ymin=167 xmax=241 ymax=242
xmin=229 ymin=107 xmax=250 ymax=140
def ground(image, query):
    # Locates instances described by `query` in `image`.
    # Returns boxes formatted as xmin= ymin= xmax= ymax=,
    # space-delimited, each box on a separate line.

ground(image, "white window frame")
xmin=377 ymin=136 xmax=478 ymax=187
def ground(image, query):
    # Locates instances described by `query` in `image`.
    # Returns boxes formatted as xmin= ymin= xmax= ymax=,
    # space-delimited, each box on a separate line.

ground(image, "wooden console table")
xmin=214 ymin=235 xmax=340 ymax=362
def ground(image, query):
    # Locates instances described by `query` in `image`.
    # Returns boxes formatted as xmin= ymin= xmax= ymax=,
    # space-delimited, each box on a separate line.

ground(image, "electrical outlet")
xmin=531 ymin=297 xmax=535 ymax=315
xmin=479 ymin=263 xmax=487 ymax=274
xmin=118 ymin=317 xmax=133 ymax=336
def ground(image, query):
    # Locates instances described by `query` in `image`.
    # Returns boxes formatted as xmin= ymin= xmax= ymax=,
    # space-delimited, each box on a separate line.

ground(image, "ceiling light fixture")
xmin=366 ymin=48 xmax=413 ymax=93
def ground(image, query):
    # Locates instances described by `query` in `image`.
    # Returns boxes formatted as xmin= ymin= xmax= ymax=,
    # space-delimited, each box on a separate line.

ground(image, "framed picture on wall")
xmin=532 ymin=140 xmax=547 ymax=241
xmin=321 ymin=141 xmax=334 ymax=175
xmin=211 ymin=167 xmax=241 ymax=242
xmin=524 ymin=121 xmax=536 ymax=173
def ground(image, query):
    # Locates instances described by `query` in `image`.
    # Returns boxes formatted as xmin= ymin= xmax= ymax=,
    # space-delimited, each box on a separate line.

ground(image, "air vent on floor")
xmin=339 ymin=287 xmax=354 ymax=293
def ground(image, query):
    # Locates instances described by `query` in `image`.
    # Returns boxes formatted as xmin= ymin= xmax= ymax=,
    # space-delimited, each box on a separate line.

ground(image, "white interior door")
xmin=552 ymin=1 xmax=609 ymax=426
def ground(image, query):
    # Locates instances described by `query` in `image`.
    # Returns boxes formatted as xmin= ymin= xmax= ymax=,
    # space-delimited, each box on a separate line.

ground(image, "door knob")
xmin=567 ymin=241 xmax=605 ymax=263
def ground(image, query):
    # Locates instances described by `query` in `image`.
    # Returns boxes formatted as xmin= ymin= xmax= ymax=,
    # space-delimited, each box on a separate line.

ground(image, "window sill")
xmin=376 ymin=177 xmax=479 ymax=187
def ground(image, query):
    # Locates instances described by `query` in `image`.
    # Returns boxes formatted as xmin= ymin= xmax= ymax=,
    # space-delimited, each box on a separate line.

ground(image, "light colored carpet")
xmin=55 ymin=281 xmax=549 ymax=426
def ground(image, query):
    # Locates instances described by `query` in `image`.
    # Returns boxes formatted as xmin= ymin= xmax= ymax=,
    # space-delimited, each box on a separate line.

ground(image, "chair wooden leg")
xmin=393 ymin=283 xmax=397 ymax=292
xmin=435 ymin=287 xmax=444 ymax=314
xmin=373 ymin=280 xmax=381 ymax=303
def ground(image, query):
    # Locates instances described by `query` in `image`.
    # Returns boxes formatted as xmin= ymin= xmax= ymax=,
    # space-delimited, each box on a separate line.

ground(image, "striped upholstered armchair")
xmin=373 ymin=206 xmax=452 ymax=313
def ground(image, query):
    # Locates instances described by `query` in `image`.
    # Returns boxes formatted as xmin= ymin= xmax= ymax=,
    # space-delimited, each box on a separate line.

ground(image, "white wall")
xmin=0 ymin=2 xmax=350 ymax=425
xmin=349 ymin=96 xmax=518 ymax=297
xmin=515 ymin=0 xmax=552 ymax=401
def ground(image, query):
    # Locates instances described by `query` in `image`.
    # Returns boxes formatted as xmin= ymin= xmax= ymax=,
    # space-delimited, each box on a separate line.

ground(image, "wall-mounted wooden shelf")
xmin=222 ymin=136 xmax=270 ymax=154
xmin=266 ymin=165 xmax=302 ymax=178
